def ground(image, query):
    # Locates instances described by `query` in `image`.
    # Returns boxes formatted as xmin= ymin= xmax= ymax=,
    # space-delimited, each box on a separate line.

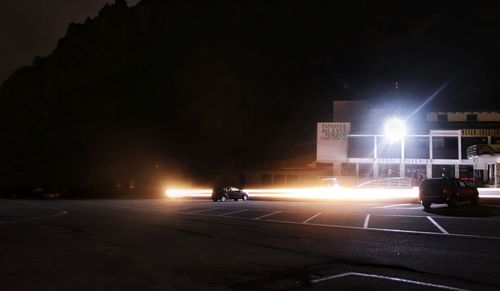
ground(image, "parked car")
xmin=321 ymin=177 xmax=340 ymax=188
xmin=419 ymin=178 xmax=479 ymax=209
xmin=212 ymin=186 xmax=249 ymax=202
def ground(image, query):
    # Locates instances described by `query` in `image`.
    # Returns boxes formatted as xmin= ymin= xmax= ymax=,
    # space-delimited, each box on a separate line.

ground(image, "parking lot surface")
xmin=1 ymin=198 xmax=500 ymax=290
xmin=82 ymin=199 xmax=500 ymax=240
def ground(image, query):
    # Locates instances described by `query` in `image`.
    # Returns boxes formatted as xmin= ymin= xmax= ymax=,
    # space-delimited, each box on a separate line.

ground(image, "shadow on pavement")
xmin=424 ymin=204 xmax=500 ymax=217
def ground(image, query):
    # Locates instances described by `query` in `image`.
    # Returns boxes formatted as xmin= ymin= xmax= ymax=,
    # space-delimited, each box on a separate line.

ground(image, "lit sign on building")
xmin=403 ymin=159 xmax=431 ymax=164
xmin=375 ymin=158 xmax=430 ymax=164
xmin=462 ymin=129 xmax=500 ymax=136
xmin=317 ymin=122 xmax=351 ymax=163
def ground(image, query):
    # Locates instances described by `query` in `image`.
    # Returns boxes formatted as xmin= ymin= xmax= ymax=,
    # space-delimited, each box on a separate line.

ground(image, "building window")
xmin=404 ymin=137 xmax=430 ymax=159
xmin=437 ymin=114 xmax=448 ymax=122
xmin=379 ymin=164 xmax=400 ymax=177
xmin=341 ymin=163 xmax=356 ymax=176
xmin=358 ymin=164 xmax=373 ymax=177
xmin=432 ymin=137 xmax=458 ymax=159
xmin=377 ymin=137 xmax=401 ymax=159
xmin=466 ymin=114 xmax=477 ymax=121
xmin=348 ymin=136 xmax=374 ymax=158
xmin=432 ymin=165 xmax=455 ymax=178
xmin=459 ymin=166 xmax=474 ymax=181
xmin=405 ymin=165 xmax=427 ymax=181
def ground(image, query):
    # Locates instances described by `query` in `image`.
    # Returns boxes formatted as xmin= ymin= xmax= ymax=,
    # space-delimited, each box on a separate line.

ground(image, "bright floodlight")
xmin=384 ymin=118 xmax=406 ymax=140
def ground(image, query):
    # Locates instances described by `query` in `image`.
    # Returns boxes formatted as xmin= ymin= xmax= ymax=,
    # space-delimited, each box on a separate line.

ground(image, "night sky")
xmin=3 ymin=1 xmax=500 ymax=107
xmin=1 ymin=0 xmax=500 ymax=193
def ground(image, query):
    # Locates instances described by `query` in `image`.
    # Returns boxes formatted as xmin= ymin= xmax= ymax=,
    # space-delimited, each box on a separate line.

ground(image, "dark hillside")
xmin=1 ymin=0 xmax=499 ymax=194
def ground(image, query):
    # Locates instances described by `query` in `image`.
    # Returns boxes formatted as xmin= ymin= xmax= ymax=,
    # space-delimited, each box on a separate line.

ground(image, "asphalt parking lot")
xmin=85 ymin=198 xmax=500 ymax=240
xmin=158 ymin=201 xmax=500 ymax=239
xmin=2 ymin=198 xmax=500 ymax=290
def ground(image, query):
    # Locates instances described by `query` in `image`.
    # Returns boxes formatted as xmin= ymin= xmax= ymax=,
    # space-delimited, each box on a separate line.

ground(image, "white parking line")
xmin=363 ymin=214 xmax=371 ymax=229
xmin=375 ymin=203 xmax=412 ymax=208
xmin=71 ymin=201 xmax=500 ymax=241
xmin=427 ymin=216 xmax=449 ymax=234
xmin=258 ymin=218 xmax=500 ymax=240
xmin=371 ymin=214 xmax=427 ymax=218
xmin=218 ymin=209 xmax=248 ymax=216
xmin=255 ymin=211 xmax=282 ymax=220
xmin=188 ymin=208 xmax=219 ymax=214
xmin=303 ymin=212 xmax=322 ymax=224
xmin=310 ymin=272 xmax=469 ymax=291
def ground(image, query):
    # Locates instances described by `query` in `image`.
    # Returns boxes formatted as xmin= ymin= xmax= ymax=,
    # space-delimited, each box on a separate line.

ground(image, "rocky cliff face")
xmin=0 ymin=0 xmax=499 ymax=189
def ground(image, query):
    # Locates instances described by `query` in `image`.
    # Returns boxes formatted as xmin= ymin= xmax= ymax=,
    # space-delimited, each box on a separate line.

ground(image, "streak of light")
xmin=478 ymin=188 xmax=500 ymax=198
xmin=165 ymin=187 xmax=420 ymax=200
xmin=165 ymin=187 xmax=500 ymax=200
xmin=408 ymin=80 xmax=449 ymax=119
xmin=165 ymin=189 xmax=212 ymax=198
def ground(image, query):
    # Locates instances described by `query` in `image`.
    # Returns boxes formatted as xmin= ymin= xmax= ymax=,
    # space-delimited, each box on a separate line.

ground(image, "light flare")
xmin=384 ymin=117 xmax=406 ymax=141
xmin=165 ymin=188 xmax=212 ymax=198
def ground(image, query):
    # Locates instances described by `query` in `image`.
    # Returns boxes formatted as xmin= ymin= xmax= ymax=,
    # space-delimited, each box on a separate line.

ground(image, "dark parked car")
xmin=212 ymin=186 xmax=249 ymax=202
xmin=419 ymin=178 xmax=479 ymax=209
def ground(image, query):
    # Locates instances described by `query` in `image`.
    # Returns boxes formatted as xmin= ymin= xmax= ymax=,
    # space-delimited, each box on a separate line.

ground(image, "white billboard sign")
xmin=317 ymin=122 xmax=351 ymax=163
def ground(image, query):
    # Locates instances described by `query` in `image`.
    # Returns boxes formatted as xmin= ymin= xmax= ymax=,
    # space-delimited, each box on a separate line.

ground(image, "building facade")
xmin=318 ymin=101 xmax=500 ymax=187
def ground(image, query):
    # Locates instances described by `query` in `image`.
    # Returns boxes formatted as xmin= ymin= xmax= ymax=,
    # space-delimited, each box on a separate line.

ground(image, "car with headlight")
xmin=419 ymin=178 xmax=479 ymax=209
xmin=212 ymin=186 xmax=249 ymax=202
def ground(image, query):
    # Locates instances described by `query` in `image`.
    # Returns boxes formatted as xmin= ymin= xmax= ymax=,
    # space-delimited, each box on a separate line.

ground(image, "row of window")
xmin=261 ymin=173 xmax=322 ymax=186
xmin=340 ymin=163 xmax=475 ymax=179
xmin=436 ymin=114 xmax=479 ymax=121
xmin=348 ymin=136 xmax=500 ymax=159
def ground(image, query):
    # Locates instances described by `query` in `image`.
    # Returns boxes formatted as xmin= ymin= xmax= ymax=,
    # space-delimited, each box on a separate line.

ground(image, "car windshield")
xmin=422 ymin=179 xmax=445 ymax=188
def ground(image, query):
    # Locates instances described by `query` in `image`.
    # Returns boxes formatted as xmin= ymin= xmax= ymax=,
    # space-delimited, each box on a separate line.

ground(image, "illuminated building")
xmin=317 ymin=101 xmax=500 ymax=187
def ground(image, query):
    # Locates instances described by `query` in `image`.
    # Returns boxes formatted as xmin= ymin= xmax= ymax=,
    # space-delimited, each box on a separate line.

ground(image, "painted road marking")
xmin=370 ymin=214 xmax=428 ymax=218
xmin=255 ymin=211 xmax=282 ymax=220
xmin=310 ymin=272 xmax=469 ymax=291
xmin=188 ymin=208 xmax=219 ymax=214
xmin=259 ymin=218 xmax=500 ymax=240
xmin=218 ymin=209 xmax=248 ymax=216
xmin=71 ymin=201 xmax=500 ymax=241
xmin=363 ymin=214 xmax=370 ymax=229
xmin=303 ymin=212 xmax=322 ymax=224
xmin=427 ymin=216 xmax=449 ymax=234
xmin=375 ymin=203 xmax=411 ymax=208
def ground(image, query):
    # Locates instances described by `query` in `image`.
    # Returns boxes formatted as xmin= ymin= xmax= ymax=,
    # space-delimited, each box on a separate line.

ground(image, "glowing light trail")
xmin=165 ymin=187 xmax=500 ymax=200
xmin=166 ymin=187 xmax=420 ymax=200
